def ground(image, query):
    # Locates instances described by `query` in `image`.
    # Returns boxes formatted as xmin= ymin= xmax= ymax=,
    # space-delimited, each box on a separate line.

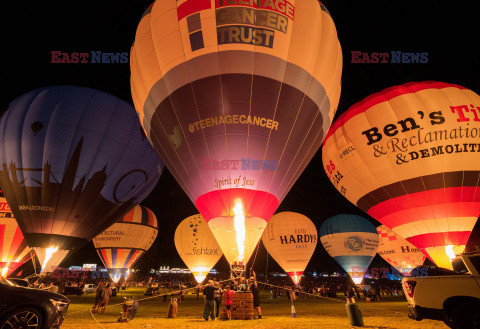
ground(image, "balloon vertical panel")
xmin=322 ymin=82 xmax=480 ymax=269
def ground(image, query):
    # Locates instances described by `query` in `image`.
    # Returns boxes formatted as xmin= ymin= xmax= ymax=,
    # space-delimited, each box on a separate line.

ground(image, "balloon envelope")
xmin=320 ymin=214 xmax=379 ymax=284
xmin=377 ymin=225 xmax=426 ymax=276
xmin=0 ymin=191 xmax=32 ymax=277
xmin=174 ymin=214 xmax=222 ymax=283
xmin=130 ymin=0 xmax=342 ymax=266
xmin=262 ymin=212 xmax=317 ymax=284
xmin=322 ymin=81 xmax=480 ymax=269
xmin=0 ymin=86 xmax=163 ymax=272
xmin=94 ymin=205 xmax=158 ymax=282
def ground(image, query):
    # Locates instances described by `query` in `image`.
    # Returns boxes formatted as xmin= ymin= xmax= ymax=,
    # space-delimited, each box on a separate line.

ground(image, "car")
xmin=402 ymin=251 xmax=480 ymax=329
xmin=0 ymin=276 xmax=69 ymax=329
xmin=6 ymin=278 xmax=30 ymax=287
xmin=83 ymin=284 xmax=96 ymax=294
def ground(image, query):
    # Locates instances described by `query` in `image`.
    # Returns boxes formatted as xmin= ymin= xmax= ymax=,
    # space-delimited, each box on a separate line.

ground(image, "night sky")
xmin=1 ymin=0 xmax=479 ymax=276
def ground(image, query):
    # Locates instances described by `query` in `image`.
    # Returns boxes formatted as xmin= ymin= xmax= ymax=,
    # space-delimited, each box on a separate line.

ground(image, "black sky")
xmin=1 ymin=0 xmax=479 ymax=276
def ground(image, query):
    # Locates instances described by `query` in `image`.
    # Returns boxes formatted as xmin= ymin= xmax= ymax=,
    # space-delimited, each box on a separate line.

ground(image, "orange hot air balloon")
xmin=322 ymin=81 xmax=480 ymax=269
xmin=0 ymin=191 xmax=33 ymax=277
xmin=130 ymin=0 xmax=342 ymax=268
xmin=377 ymin=225 xmax=425 ymax=276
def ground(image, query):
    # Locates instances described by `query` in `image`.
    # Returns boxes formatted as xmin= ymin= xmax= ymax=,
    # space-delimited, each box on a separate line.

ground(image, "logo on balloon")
xmin=345 ymin=235 xmax=365 ymax=252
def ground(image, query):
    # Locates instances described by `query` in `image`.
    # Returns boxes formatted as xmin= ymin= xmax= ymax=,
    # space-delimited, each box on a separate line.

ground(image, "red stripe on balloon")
xmin=100 ymin=249 xmax=110 ymax=268
xmin=323 ymin=81 xmax=467 ymax=145
xmin=177 ymin=0 xmax=211 ymax=21
xmin=195 ymin=189 xmax=279 ymax=222
xmin=9 ymin=227 xmax=24 ymax=258
xmin=367 ymin=187 xmax=480 ymax=227
xmin=0 ymin=225 xmax=4 ymax=260
xmin=407 ymin=231 xmax=471 ymax=249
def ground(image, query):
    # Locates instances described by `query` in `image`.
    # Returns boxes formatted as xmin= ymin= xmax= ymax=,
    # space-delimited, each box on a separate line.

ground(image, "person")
xmin=346 ymin=286 xmax=356 ymax=304
xmin=213 ymin=281 xmax=222 ymax=318
xmin=92 ymin=281 xmax=105 ymax=313
xmin=249 ymin=272 xmax=262 ymax=319
xmin=203 ymin=280 xmax=218 ymax=321
xmin=224 ymin=285 xmax=235 ymax=320
xmin=99 ymin=283 xmax=112 ymax=313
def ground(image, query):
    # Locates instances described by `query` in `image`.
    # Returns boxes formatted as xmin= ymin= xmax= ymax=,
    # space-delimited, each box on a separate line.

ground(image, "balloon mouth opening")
xmin=110 ymin=269 xmax=129 ymax=283
xmin=352 ymin=277 xmax=363 ymax=285
xmin=208 ymin=215 xmax=266 ymax=266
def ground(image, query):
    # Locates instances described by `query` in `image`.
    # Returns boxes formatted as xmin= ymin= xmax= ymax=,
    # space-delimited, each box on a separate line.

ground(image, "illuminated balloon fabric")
xmin=262 ymin=212 xmax=317 ymax=284
xmin=130 ymin=0 xmax=342 ymax=265
xmin=94 ymin=205 xmax=158 ymax=271
xmin=377 ymin=225 xmax=425 ymax=275
xmin=0 ymin=192 xmax=32 ymax=277
xmin=319 ymin=214 xmax=379 ymax=284
xmin=322 ymin=81 xmax=480 ymax=269
xmin=0 ymin=86 xmax=163 ymax=272
xmin=174 ymin=214 xmax=222 ymax=283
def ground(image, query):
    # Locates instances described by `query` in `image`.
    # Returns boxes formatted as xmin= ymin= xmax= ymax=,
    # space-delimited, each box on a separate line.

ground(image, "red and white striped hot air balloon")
xmin=1 ymin=190 xmax=32 ymax=277
xmin=322 ymin=81 xmax=480 ymax=269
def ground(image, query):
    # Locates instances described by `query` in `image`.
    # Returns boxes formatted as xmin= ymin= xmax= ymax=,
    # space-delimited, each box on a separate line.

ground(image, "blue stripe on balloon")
xmin=319 ymin=214 xmax=377 ymax=236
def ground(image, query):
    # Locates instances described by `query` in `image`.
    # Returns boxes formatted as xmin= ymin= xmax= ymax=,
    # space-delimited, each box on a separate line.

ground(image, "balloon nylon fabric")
xmin=262 ymin=211 xmax=317 ymax=284
xmin=320 ymin=214 xmax=379 ymax=283
xmin=94 ymin=205 xmax=158 ymax=270
xmin=174 ymin=214 xmax=222 ymax=283
xmin=0 ymin=86 xmax=163 ymax=263
xmin=322 ymin=81 xmax=480 ymax=269
xmin=130 ymin=0 xmax=342 ymax=227
xmin=0 ymin=193 xmax=32 ymax=277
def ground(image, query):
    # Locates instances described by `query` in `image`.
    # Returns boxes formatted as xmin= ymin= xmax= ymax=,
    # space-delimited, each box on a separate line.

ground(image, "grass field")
xmin=61 ymin=288 xmax=448 ymax=329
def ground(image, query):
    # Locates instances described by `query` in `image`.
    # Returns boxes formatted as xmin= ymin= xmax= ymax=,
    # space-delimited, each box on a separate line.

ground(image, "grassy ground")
xmin=61 ymin=288 xmax=448 ymax=329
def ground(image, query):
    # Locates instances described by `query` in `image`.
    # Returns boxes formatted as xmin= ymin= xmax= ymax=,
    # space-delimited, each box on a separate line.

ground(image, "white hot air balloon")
xmin=174 ymin=214 xmax=223 ymax=284
xmin=262 ymin=212 xmax=317 ymax=285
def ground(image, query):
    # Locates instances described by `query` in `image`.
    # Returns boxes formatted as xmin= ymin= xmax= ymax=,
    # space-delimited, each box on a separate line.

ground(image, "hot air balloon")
xmin=93 ymin=205 xmax=158 ymax=283
xmin=319 ymin=214 xmax=379 ymax=285
xmin=0 ymin=86 xmax=163 ymax=273
xmin=174 ymin=214 xmax=223 ymax=284
xmin=130 ymin=0 xmax=342 ymax=269
xmin=322 ymin=81 xmax=480 ymax=269
xmin=262 ymin=212 xmax=317 ymax=284
xmin=376 ymin=225 xmax=425 ymax=276
xmin=0 ymin=190 xmax=33 ymax=277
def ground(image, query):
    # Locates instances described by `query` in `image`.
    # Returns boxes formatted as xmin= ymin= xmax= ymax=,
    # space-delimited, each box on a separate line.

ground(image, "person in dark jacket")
xmin=203 ymin=280 xmax=218 ymax=321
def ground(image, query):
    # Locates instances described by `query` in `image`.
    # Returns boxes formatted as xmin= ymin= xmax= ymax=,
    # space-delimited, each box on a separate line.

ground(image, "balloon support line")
xmin=254 ymin=280 xmax=401 ymax=327
xmin=88 ymin=278 xmax=400 ymax=328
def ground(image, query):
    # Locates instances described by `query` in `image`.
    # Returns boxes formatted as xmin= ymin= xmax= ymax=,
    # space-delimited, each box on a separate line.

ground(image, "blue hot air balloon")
xmin=319 ymin=214 xmax=379 ymax=284
xmin=0 ymin=86 xmax=163 ymax=272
